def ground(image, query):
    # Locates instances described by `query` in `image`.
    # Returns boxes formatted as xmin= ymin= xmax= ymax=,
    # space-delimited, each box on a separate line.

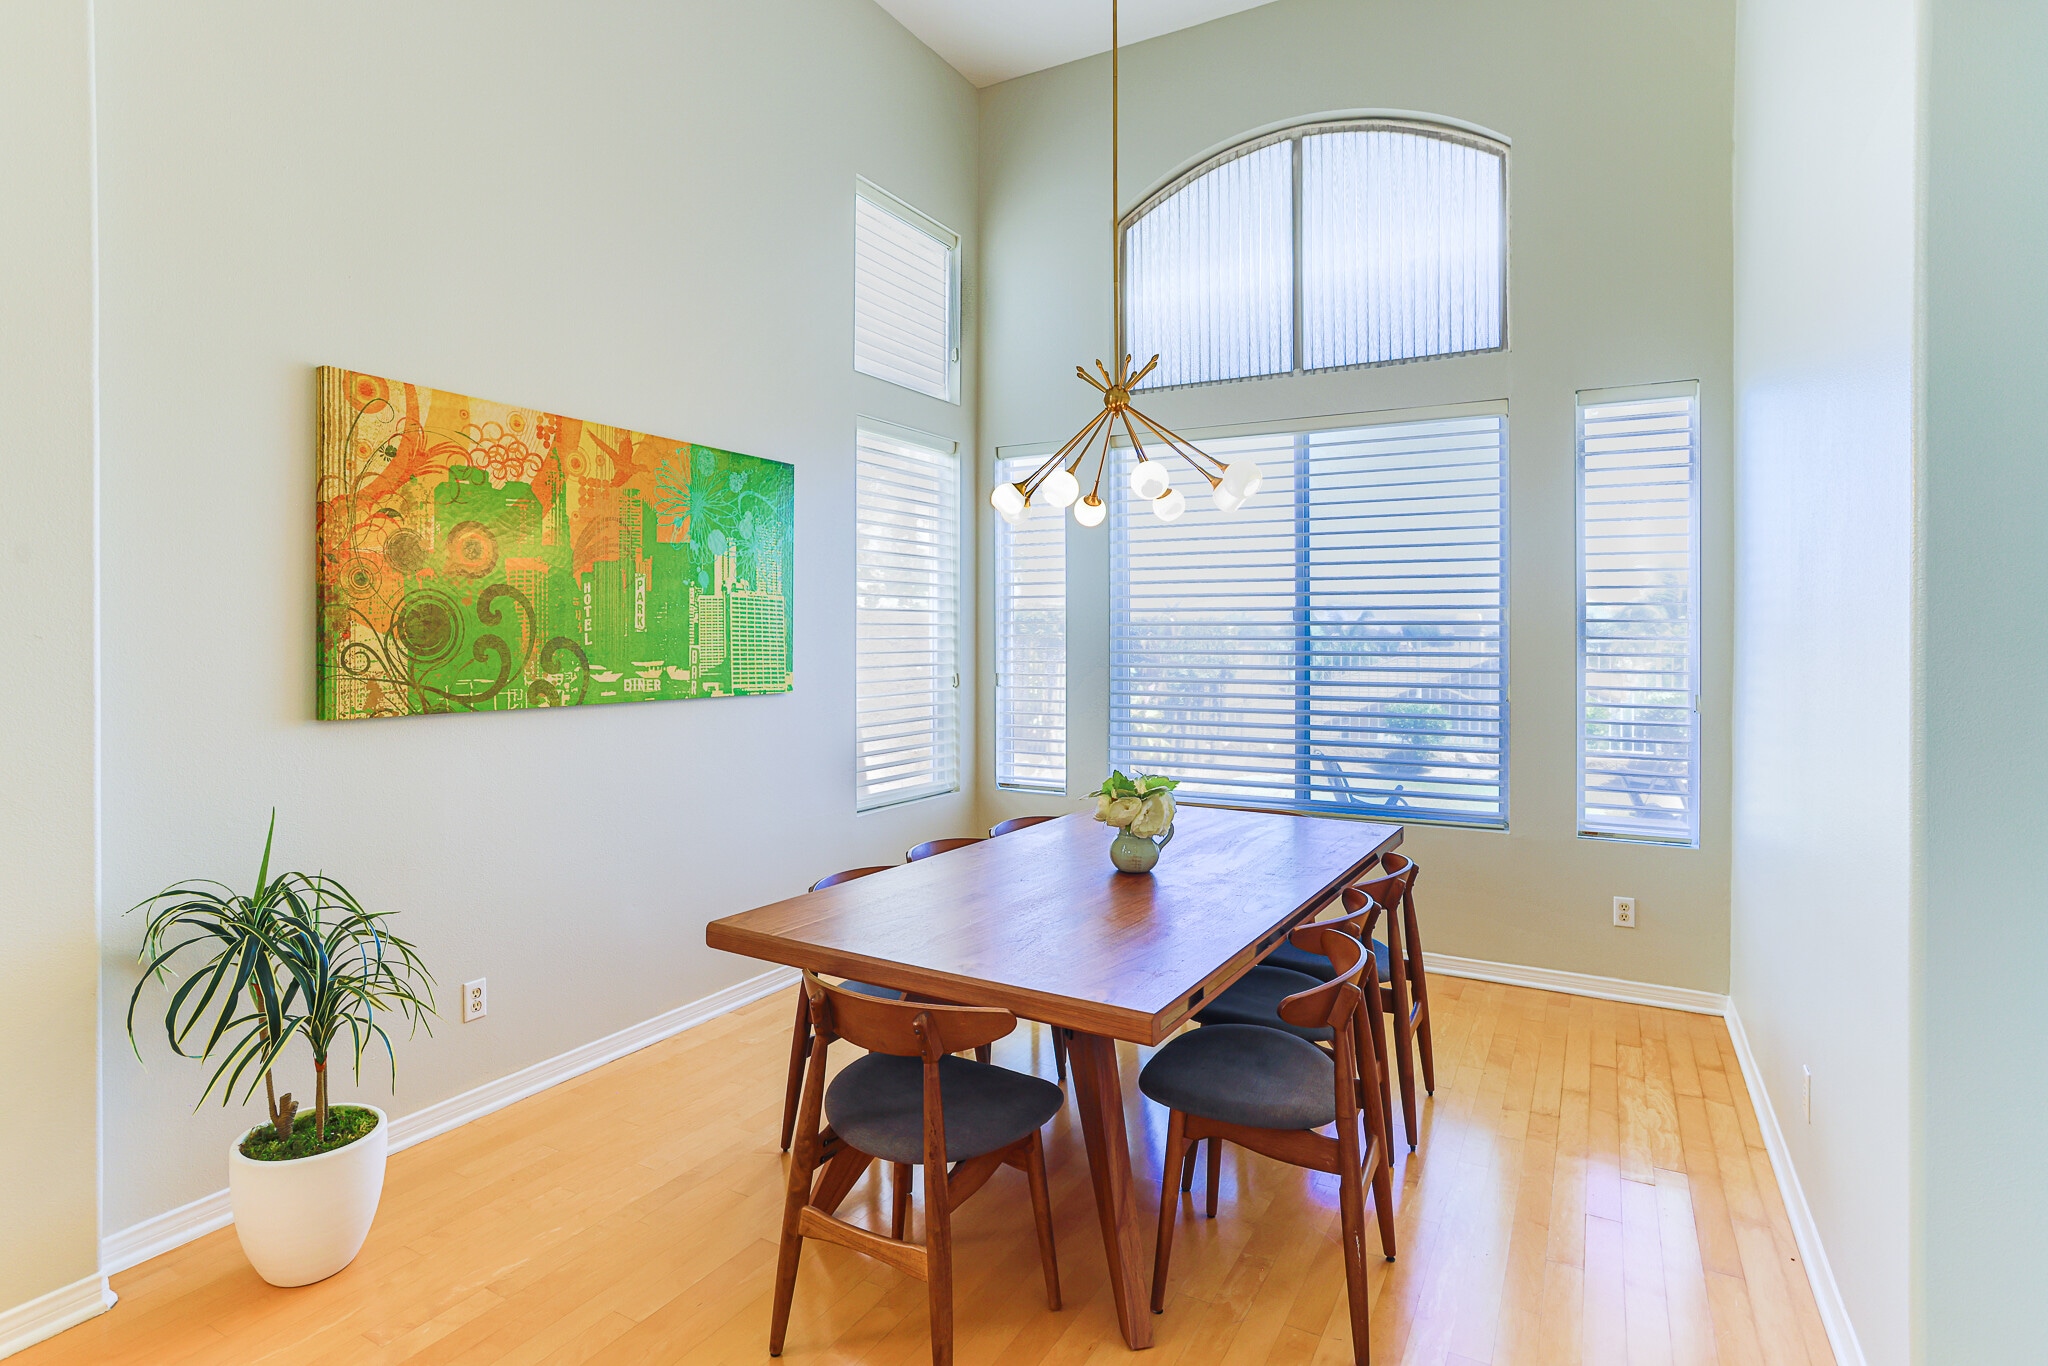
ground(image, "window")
xmin=994 ymin=454 xmax=1067 ymax=792
xmin=856 ymin=425 xmax=959 ymax=809
xmin=1111 ymin=411 xmax=1508 ymax=825
xmin=1577 ymin=385 xmax=1700 ymax=844
xmin=1122 ymin=119 xmax=1507 ymax=389
xmin=854 ymin=181 xmax=959 ymax=402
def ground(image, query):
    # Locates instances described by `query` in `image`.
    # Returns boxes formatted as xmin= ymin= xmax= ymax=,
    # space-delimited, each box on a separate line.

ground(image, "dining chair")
xmin=1257 ymin=858 xmax=1432 ymax=1149
xmin=779 ymin=866 xmax=904 ymax=1151
xmin=772 ymin=974 xmax=1063 ymax=1366
xmin=907 ymin=837 xmax=985 ymax=861
xmin=1140 ymin=929 xmax=1395 ymax=1362
xmin=989 ymin=815 xmax=1057 ymax=837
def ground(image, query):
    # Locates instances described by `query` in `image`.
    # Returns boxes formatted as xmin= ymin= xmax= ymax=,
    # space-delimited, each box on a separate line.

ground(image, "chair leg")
xmin=1404 ymin=894 xmax=1436 ymax=1096
xmin=1204 ymin=1133 xmax=1222 ymax=1218
xmin=1386 ymin=925 xmax=1420 ymax=1150
xmin=926 ymin=1164 xmax=955 ymax=1366
xmin=1180 ymin=1138 xmax=1200 ymax=1193
xmin=974 ymin=1044 xmax=992 ymax=1065
xmin=778 ymin=989 xmax=811 ymax=1153
xmin=1024 ymin=1131 xmax=1062 ymax=1310
xmin=1152 ymin=1110 xmax=1189 ymax=1313
xmin=892 ymin=1162 xmax=913 ymax=1240
xmin=1052 ymin=1026 xmax=1068 ymax=1084
xmin=1335 ymin=1150 xmax=1371 ymax=1365
xmin=769 ymin=1100 xmax=821 ymax=1355
xmin=1371 ymin=1144 xmax=1397 ymax=1262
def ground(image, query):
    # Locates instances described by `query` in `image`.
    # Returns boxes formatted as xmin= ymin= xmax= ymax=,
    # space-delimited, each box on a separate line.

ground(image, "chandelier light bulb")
xmin=991 ymin=482 xmax=1027 ymax=519
xmin=1074 ymin=495 xmax=1107 ymax=527
xmin=1152 ymin=486 xmax=1187 ymax=522
xmin=1041 ymin=466 xmax=1081 ymax=509
xmin=1212 ymin=483 xmax=1247 ymax=513
xmin=1130 ymin=458 xmax=1170 ymax=500
xmin=1219 ymin=458 xmax=1264 ymax=499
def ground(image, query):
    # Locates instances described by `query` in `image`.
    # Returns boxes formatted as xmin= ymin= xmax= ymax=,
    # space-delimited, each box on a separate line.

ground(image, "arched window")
xmin=1121 ymin=118 xmax=1507 ymax=388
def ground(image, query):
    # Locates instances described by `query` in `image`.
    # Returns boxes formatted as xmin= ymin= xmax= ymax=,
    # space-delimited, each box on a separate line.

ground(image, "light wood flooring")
xmin=25 ymin=976 xmax=1834 ymax=1365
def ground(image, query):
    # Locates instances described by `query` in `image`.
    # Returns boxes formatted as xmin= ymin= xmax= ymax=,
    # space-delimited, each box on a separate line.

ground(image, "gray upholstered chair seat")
xmin=1139 ymin=1025 xmax=1337 ymax=1131
xmin=836 ymin=979 xmax=904 ymax=1000
xmin=1261 ymin=936 xmax=1391 ymax=985
xmin=1195 ymin=966 xmax=1332 ymax=1041
xmin=825 ymin=1054 xmax=1064 ymax=1165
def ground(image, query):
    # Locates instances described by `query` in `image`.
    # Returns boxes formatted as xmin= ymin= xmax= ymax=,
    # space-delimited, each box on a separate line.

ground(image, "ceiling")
xmin=873 ymin=0 xmax=1281 ymax=88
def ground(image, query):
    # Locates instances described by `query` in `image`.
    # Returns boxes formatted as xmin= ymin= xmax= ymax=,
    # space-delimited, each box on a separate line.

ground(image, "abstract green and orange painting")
xmin=316 ymin=368 xmax=793 ymax=720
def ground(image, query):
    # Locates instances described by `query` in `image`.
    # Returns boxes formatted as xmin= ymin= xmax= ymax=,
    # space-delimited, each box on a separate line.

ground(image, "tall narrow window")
xmin=856 ymin=426 xmax=959 ymax=809
xmin=994 ymin=453 xmax=1067 ymax=792
xmin=1111 ymin=411 xmax=1508 ymax=826
xmin=1123 ymin=118 xmax=1507 ymax=389
xmin=1577 ymin=385 xmax=1700 ymax=844
xmin=854 ymin=181 xmax=959 ymax=402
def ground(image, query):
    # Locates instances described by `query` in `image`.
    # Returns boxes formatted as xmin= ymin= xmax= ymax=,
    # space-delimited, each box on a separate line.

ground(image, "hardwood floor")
xmin=24 ymin=976 xmax=1835 ymax=1365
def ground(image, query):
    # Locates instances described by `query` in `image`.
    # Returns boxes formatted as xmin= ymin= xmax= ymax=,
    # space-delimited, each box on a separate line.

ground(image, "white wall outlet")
xmin=1612 ymin=896 xmax=1637 ymax=928
xmin=462 ymin=978 xmax=487 ymax=1023
xmin=1803 ymin=1065 xmax=1812 ymax=1122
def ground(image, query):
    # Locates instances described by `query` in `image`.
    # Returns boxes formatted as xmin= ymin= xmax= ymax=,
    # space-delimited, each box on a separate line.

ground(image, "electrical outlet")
xmin=462 ymin=978 xmax=487 ymax=1023
xmin=1803 ymin=1065 xmax=1812 ymax=1123
xmin=1612 ymin=896 xmax=1637 ymax=928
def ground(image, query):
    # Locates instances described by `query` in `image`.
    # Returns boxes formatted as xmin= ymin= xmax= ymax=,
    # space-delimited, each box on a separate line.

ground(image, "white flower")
xmin=1130 ymin=791 xmax=1173 ymax=837
xmin=1106 ymin=795 xmax=1143 ymax=827
xmin=1094 ymin=794 xmax=1115 ymax=823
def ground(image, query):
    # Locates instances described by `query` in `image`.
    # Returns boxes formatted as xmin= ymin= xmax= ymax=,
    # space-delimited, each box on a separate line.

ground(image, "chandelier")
xmin=989 ymin=0 xmax=1264 ymax=531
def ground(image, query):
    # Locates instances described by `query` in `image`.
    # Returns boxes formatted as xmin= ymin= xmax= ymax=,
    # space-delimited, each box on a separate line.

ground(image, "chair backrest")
xmin=907 ymin=837 xmax=985 ymax=862
xmin=1276 ymin=930 xmax=1368 ymax=1033
xmin=1313 ymin=892 xmax=1382 ymax=953
xmin=804 ymin=972 xmax=1015 ymax=1058
xmin=989 ymin=815 xmax=1056 ymax=838
xmin=1274 ymin=931 xmax=1386 ymax=1152
xmin=1345 ymin=861 xmax=1416 ymax=926
xmin=809 ymin=865 xmax=894 ymax=893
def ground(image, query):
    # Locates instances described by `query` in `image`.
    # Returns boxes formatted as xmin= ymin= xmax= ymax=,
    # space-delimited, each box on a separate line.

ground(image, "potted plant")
xmin=1092 ymin=771 xmax=1179 ymax=872
xmin=127 ymin=814 xmax=435 ymax=1286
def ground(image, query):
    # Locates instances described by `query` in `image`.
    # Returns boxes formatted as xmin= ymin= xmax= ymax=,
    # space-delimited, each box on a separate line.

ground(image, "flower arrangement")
xmin=1092 ymin=770 xmax=1179 ymax=838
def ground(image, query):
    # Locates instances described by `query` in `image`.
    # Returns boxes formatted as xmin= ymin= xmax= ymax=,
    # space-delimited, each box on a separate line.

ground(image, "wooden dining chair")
xmin=1257 ymin=858 xmax=1432 ymax=1149
xmin=772 ymin=974 xmax=1063 ymax=1366
xmin=989 ymin=815 xmax=1057 ymax=837
xmin=907 ymin=837 xmax=985 ymax=861
xmin=1140 ymin=930 xmax=1395 ymax=1363
xmin=779 ymin=866 xmax=904 ymax=1151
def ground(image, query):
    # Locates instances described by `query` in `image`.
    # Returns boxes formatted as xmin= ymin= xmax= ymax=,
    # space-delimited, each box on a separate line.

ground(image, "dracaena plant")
xmin=127 ymin=813 xmax=437 ymax=1145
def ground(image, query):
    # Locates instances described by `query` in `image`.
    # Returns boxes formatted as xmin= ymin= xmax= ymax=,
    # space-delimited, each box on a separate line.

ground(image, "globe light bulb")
xmin=990 ymin=482 xmax=1026 ymax=518
xmin=1152 ymin=486 xmax=1187 ymax=522
xmin=1212 ymin=483 xmax=1247 ymax=513
xmin=1130 ymin=458 xmax=1170 ymax=500
xmin=1073 ymin=495 xmax=1107 ymax=527
xmin=1219 ymin=458 xmax=1264 ymax=499
xmin=1041 ymin=465 xmax=1081 ymax=509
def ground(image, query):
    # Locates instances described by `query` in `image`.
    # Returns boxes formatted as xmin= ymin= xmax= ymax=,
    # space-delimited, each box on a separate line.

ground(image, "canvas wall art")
xmin=316 ymin=368 xmax=794 ymax=720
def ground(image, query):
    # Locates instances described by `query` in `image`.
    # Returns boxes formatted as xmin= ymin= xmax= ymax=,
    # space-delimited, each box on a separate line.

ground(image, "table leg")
xmin=1066 ymin=1030 xmax=1154 ymax=1350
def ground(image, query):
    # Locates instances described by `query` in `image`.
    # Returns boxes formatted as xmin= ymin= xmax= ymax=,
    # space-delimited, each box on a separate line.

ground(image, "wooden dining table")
xmin=704 ymin=804 xmax=1401 ymax=1350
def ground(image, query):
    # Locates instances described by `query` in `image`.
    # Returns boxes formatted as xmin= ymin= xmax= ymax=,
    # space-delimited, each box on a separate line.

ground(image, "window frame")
xmin=992 ymin=451 xmax=1069 ymax=795
xmin=1107 ymin=400 xmax=1513 ymax=831
xmin=854 ymin=419 xmax=963 ymax=812
xmin=1117 ymin=115 xmax=1510 ymax=390
xmin=854 ymin=177 xmax=962 ymax=405
xmin=1574 ymin=381 xmax=1702 ymax=847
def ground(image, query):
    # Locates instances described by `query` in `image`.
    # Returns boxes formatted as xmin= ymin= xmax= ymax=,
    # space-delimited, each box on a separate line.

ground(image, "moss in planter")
xmin=240 ymin=1105 xmax=379 ymax=1162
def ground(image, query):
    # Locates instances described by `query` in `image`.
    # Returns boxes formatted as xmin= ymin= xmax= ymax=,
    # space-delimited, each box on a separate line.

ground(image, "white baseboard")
xmin=1424 ymin=951 xmax=1861 ymax=1366
xmin=100 ymin=965 xmax=798 ymax=1277
xmin=0 ymin=1275 xmax=114 ymax=1361
xmin=1721 ymin=1003 xmax=1865 ymax=1366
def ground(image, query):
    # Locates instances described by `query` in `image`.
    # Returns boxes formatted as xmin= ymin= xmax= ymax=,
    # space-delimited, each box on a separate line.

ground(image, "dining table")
xmin=703 ymin=804 xmax=1402 ymax=1350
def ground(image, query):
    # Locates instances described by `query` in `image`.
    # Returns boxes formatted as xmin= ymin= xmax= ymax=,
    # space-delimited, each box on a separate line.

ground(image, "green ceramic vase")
xmin=1110 ymin=822 xmax=1174 ymax=874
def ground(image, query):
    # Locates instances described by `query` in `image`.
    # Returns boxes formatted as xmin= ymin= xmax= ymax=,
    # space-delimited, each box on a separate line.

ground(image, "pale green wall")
xmin=975 ymin=0 xmax=1738 ymax=992
xmin=1922 ymin=1 xmax=2048 ymax=1357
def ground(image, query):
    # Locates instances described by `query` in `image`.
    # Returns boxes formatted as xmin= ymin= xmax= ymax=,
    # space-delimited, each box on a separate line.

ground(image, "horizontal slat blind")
xmin=1124 ymin=139 xmax=1294 ymax=388
xmin=857 ymin=428 xmax=959 ymax=809
xmin=1112 ymin=413 xmax=1508 ymax=825
xmin=995 ymin=455 xmax=1066 ymax=792
xmin=855 ymin=191 xmax=955 ymax=400
xmin=1578 ymin=389 xmax=1700 ymax=843
xmin=1300 ymin=128 xmax=1505 ymax=369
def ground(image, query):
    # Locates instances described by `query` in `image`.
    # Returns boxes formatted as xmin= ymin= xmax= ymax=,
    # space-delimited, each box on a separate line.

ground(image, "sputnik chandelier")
xmin=989 ymin=0 xmax=1264 ymax=531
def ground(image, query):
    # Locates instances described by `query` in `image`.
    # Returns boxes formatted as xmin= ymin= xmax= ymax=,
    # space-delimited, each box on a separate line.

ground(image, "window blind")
xmin=854 ymin=186 xmax=957 ymax=401
xmin=856 ymin=428 xmax=959 ymax=810
xmin=1578 ymin=388 xmax=1700 ymax=844
xmin=1111 ymin=412 xmax=1508 ymax=825
xmin=994 ymin=455 xmax=1067 ymax=792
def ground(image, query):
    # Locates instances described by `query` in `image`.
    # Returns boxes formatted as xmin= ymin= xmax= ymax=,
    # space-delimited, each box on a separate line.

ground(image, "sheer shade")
xmin=1578 ymin=389 xmax=1700 ymax=844
xmin=1111 ymin=413 xmax=1508 ymax=826
xmin=1123 ymin=121 xmax=1507 ymax=389
xmin=854 ymin=189 xmax=957 ymax=401
xmin=856 ymin=429 xmax=960 ymax=810
xmin=995 ymin=455 xmax=1067 ymax=792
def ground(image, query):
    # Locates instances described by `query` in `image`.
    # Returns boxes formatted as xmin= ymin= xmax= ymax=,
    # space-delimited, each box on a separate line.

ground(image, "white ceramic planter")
xmin=228 ymin=1105 xmax=388 ymax=1287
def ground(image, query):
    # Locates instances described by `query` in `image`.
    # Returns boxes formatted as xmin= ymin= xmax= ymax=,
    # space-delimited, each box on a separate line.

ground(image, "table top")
xmin=704 ymin=805 xmax=1401 ymax=1045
